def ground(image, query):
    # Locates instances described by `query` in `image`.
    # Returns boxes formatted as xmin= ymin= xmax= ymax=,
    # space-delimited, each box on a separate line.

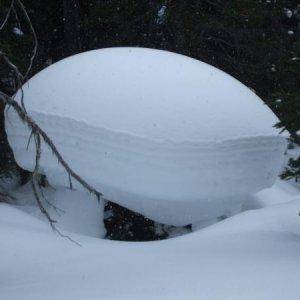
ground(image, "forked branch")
xmin=0 ymin=1 xmax=104 ymax=240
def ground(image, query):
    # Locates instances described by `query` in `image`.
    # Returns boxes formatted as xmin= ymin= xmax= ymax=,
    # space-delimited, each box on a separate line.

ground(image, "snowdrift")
xmin=1 ymin=181 xmax=300 ymax=300
xmin=5 ymin=47 xmax=287 ymax=225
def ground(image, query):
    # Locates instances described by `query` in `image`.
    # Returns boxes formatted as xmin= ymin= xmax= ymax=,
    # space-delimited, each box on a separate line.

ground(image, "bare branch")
xmin=37 ymin=180 xmax=65 ymax=216
xmin=0 ymin=91 xmax=103 ymax=201
xmin=54 ymin=228 xmax=82 ymax=246
xmin=15 ymin=0 xmax=38 ymax=80
xmin=31 ymin=178 xmax=57 ymax=228
xmin=0 ymin=1 xmax=102 ymax=243
xmin=0 ymin=50 xmax=24 ymax=82
xmin=0 ymin=50 xmax=25 ymax=109
xmin=12 ymin=5 xmax=21 ymax=31
xmin=0 ymin=0 xmax=14 ymax=31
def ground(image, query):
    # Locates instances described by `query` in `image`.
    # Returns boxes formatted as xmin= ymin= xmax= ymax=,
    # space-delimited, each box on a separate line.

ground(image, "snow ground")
xmin=1 ymin=179 xmax=300 ymax=300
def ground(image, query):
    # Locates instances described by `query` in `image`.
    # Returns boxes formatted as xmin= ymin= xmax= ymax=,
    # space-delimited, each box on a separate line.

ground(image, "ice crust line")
xmin=11 ymin=109 xmax=287 ymax=146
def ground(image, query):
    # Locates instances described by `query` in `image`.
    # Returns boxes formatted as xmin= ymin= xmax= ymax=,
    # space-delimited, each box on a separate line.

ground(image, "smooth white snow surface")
xmin=5 ymin=47 xmax=287 ymax=225
xmin=1 ymin=180 xmax=300 ymax=300
xmin=10 ymin=48 xmax=283 ymax=141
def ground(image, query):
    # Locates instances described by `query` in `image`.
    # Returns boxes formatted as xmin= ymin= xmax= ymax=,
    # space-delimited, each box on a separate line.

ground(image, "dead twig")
xmin=0 ymin=1 xmax=102 ymax=244
xmin=15 ymin=0 xmax=38 ymax=80
xmin=0 ymin=91 xmax=103 ymax=204
xmin=0 ymin=0 xmax=14 ymax=31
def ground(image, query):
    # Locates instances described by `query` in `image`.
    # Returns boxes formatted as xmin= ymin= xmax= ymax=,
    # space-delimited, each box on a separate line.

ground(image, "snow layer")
xmin=5 ymin=47 xmax=287 ymax=225
xmin=1 ymin=180 xmax=300 ymax=300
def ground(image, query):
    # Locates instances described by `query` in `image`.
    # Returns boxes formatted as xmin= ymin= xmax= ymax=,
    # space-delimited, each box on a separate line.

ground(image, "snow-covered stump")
xmin=5 ymin=48 xmax=287 ymax=226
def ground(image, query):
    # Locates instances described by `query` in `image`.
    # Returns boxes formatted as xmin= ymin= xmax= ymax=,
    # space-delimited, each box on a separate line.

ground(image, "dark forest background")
xmin=1 ymin=0 xmax=299 ymax=182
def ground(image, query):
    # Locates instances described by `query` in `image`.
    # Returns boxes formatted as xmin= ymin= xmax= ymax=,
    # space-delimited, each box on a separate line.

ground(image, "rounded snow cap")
xmin=6 ymin=48 xmax=287 ymax=226
xmin=19 ymin=47 xmax=283 ymax=142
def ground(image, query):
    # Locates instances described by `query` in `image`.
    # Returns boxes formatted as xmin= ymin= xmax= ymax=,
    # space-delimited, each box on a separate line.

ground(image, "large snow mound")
xmin=5 ymin=47 xmax=287 ymax=225
xmin=1 ymin=180 xmax=300 ymax=300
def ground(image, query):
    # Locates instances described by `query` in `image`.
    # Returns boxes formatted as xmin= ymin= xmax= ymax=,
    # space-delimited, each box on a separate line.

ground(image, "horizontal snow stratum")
xmin=5 ymin=47 xmax=288 ymax=225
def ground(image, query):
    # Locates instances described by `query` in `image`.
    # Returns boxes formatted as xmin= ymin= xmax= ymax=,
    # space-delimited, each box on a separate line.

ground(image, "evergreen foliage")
xmin=281 ymin=156 xmax=300 ymax=182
